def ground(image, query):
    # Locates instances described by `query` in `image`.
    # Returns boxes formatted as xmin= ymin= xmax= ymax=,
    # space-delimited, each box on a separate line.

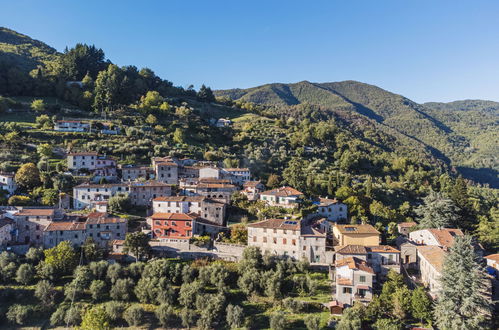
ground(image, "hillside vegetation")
xmin=217 ymin=81 xmax=498 ymax=186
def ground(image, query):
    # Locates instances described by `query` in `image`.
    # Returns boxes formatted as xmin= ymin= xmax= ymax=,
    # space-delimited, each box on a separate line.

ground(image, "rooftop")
xmin=151 ymin=213 xmax=197 ymax=221
xmin=243 ymin=181 xmax=262 ymax=187
xmin=485 ymin=254 xmax=499 ymax=263
xmin=416 ymin=245 xmax=445 ymax=273
xmin=45 ymin=221 xmax=86 ymax=231
xmin=318 ymin=197 xmax=341 ymax=206
xmin=428 ymin=228 xmax=464 ymax=248
xmin=13 ymin=208 xmax=55 ymax=217
xmin=260 ymin=186 xmax=304 ymax=197
xmin=223 ymin=168 xmax=250 ymax=172
xmin=247 ymin=218 xmax=301 ymax=231
xmin=335 ymin=256 xmax=375 ymax=274
xmin=68 ymin=152 xmax=99 ymax=156
xmin=398 ymin=222 xmax=417 ymax=228
xmin=334 ymin=224 xmax=380 ymax=235
xmin=86 ymin=212 xmax=126 ymax=224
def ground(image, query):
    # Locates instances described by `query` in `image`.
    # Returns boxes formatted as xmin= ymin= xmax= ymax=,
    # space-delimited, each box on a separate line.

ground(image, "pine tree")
xmin=434 ymin=235 xmax=492 ymax=329
xmin=411 ymin=286 xmax=432 ymax=325
xmin=415 ymin=190 xmax=459 ymax=229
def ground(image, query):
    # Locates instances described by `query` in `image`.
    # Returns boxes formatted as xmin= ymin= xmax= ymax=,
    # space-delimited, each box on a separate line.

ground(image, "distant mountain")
xmin=217 ymin=81 xmax=498 ymax=185
xmin=0 ymin=27 xmax=60 ymax=72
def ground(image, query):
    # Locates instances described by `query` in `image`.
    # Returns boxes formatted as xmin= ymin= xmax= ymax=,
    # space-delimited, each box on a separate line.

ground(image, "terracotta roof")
xmin=357 ymin=285 xmax=370 ymax=290
xmin=198 ymin=178 xmax=232 ymax=183
xmin=260 ymin=186 xmax=303 ymax=197
xmin=336 ymin=245 xmax=368 ymax=255
xmin=398 ymin=222 xmax=417 ymax=228
xmin=223 ymin=168 xmax=249 ymax=172
xmin=112 ymin=239 xmax=125 ymax=245
xmin=68 ymin=152 xmax=99 ymax=156
xmin=334 ymin=224 xmax=380 ymax=235
xmin=367 ymin=245 xmax=400 ymax=253
xmin=196 ymin=183 xmax=236 ymax=189
xmin=319 ymin=197 xmax=341 ymax=206
xmin=335 ymin=257 xmax=375 ymax=274
xmin=75 ymin=183 xmax=127 ymax=189
xmin=247 ymin=218 xmax=301 ymax=231
xmin=45 ymin=221 xmax=86 ymax=231
xmin=428 ymin=228 xmax=464 ymax=248
xmin=326 ymin=300 xmax=344 ymax=308
xmin=86 ymin=212 xmax=125 ymax=224
xmin=151 ymin=213 xmax=197 ymax=220
xmin=301 ymin=225 xmax=326 ymax=237
xmin=14 ymin=208 xmax=55 ymax=217
xmin=485 ymin=254 xmax=499 ymax=263
xmin=154 ymin=196 xmax=206 ymax=202
xmin=417 ymin=245 xmax=445 ymax=273
xmin=243 ymin=181 xmax=262 ymax=187
xmin=155 ymin=162 xmax=178 ymax=166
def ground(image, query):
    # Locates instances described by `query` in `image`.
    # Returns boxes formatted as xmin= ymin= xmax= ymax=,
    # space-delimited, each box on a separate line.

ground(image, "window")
xmin=273 ymin=238 xmax=277 ymax=244
xmin=253 ymin=236 xmax=257 ymax=242
xmin=303 ymin=246 xmax=307 ymax=250
xmin=283 ymin=238 xmax=287 ymax=244
xmin=359 ymin=275 xmax=366 ymax=283
xmin=292 ymin=239 xmax=296 ymax=246
xmin=343 ymin=287 xmax=352 ymax=294
xmin=263 ymin=237 xmax=267 ymax=243
xmin=273 ymin=229 xmax=277 ymax=234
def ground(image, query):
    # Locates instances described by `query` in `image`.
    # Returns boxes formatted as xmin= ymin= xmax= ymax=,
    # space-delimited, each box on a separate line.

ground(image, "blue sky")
xmin=2 ymin=0 xmax=499 ymax=102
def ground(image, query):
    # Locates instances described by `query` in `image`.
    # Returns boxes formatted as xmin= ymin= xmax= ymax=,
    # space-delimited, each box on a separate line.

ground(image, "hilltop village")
xmin=0 ymin=149 xmax=497 ymax=329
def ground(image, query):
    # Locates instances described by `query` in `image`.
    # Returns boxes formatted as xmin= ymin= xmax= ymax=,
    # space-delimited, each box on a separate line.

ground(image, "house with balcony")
xmin=334 ymin=256 xmax=375 ymax=306
xmin=259 ymin=186 xmax=304 ymax=208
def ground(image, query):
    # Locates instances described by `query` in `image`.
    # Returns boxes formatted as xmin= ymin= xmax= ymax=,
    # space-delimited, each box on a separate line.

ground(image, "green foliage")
xmin=123 ymin=231 xmax=150 ymax=261
xmin=80 ymin=306 xmax=111 ymax=330
xmin=31 ymin=99 xmax=46 ymax=112
xmin=226 ymin=304 xmax=244 ymax=329
xmin=15 ymin=263 xmax=34 ymax=285
xmin=15 ymin=162 xmax=41 ymax=190
xmin=155 ymin=304 xmax=175 ymax=328
xmin=6 ymin=304 xmax=32 ymax=325
xmin=123 ymin=304 xmax=145 ymax=327
xmin=415 ymin=190 xmax=460 ymax=229
xmin=107 ymin=193 xmax=131 ymax=213
xmin=269 ymin=311 xmax=287 ymax=330
xmin=434 ymin=235 xmax=492 ymax=329
xmin=303 ymin=314 xmax=321 ymax=330
xmin=43 ymin=241 xmax=78 ymax=276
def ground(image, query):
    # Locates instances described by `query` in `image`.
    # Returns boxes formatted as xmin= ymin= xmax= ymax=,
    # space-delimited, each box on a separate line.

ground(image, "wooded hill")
xmin=216 ymin=81 xmax=498 ymax=186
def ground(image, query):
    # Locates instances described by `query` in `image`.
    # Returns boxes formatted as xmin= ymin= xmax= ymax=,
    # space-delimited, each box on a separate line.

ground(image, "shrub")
xmin=6 ymin=304 xmax=31 ymax=325
xmin=90 ymin=279 xmax=107 ymax=301
xmin=155 ymin=304 xmax=175 ymax=328
xmin=15 ymin=263 xmax=34 ymax=285
xmin=104 ymin=301 xmax=125 ymax=322
xmin=124 ymin=304 xmax=145 ymax=327
xmin=110 ymin=278 xmax=135 ymax=301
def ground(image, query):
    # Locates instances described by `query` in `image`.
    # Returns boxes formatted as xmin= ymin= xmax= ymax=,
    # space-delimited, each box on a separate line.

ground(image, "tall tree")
xmin=15 ymin=163 xmax=41 ymax=191
xmin=415 ymin=190 xmax=459 ymax=229
xmin=434 ymin=235 xmax=492 ymax=329
xmin=59 ymin=44 xmax=107 ymax=80
xmin=123 ymin=232 xmax=150 ymax=261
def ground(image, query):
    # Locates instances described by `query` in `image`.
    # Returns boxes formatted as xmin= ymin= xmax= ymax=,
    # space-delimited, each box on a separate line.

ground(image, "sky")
xmin=1 ymin=0 xmax=499 ymax=102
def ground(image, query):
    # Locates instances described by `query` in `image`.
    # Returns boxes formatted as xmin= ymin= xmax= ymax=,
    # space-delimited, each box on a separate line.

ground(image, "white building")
xmin=152 ymin=196 xmax=226 ymax=225
xmin=0 ymin=172 xmax=17 ymax=196
xmin=67 ymin=152 xmax=100 ymax=171
xmin=335 ymin=245 xmax=400 ymax=278
xmin=416 ymin=245 xmax=445 ymax=297
xmin=247 ymin=218 xmax=329 ymax=264
xmin=259 ymin=186 xmax=304 ymax=208
xmin=222 ymin=168 xmax=251 ymax=186
xmin=315 ymin=198 xmax=347 ymax=224
xmin=54 ymin=120 xmax=90 ymax=132
xmin=409 ymin=228 xmax=463 ymax=249
xmin=215 ymin=118 xmax=232 ymax=127
xmin=335 ymin=257 xmax=375 ymax=306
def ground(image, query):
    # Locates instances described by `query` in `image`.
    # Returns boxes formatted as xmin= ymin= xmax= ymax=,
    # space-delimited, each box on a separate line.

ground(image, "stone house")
xmin=259 ymin=186 xmax=304 ymax=208
xmin=0 ymin=218 xmax=13 ymax=246
xmin=332 ymin=224 xmax=380 ymax=246
xmin=120 ymin=164 xmax=153 ymax=181
xmin=194 ymin=182 xmax=237 ymax=204
xmin=397 ymin=222 xmax=417 ymax=236
xmin=152 ymin=196 xmax=226 ymax=225
xmin=128 ymin=181 xmax=172 ymax=206
xmin=67 ymin=152 xmax=99 ymax=171
xmin=334 ymin=257 xmax=375 ymax=306
xmin=150 ymin=212 xmax=226 ymax=242
xmin=43 ymin=221 xmax=86 ymax=248
xmin=247 ymin=218 xmax=330 ymax=264
xmin=12 ymin=208 xmax=60 ymax=246
xmin=154 ymin=161 xmax=179 ymax=184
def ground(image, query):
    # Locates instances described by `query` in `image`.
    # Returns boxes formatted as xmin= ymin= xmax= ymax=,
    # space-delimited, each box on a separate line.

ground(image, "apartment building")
xmin=154 ymin=161 xmax=179 ymax=184
xmin=332 ymin=224 xmax=381 ymax=246
xmin=120 ymin=164 xmax=152 ymax=181
xmin=128 ymin=181 xmax=172 ymax=206
xmin=67 ymin=152 xmax=100 ymax=171
xmin=247 ymin=218 xmax=329 ymax=263
xmin=335 ymin=257 xmax=375 ymax=306
xmin=150 ymin=212 xmax=225 ymax=242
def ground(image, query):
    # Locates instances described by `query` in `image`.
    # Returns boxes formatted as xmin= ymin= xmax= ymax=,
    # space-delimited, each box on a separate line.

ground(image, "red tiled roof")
xmin=485 ymin=254 xmax=499 ymax=263
xmin=154 ymin=196 xmax=206 ymax=202
xmin=428 ymin=228 xmax=464 ymax=248
xmin=196 ymin=183 xmax=236 ymax=189
xmin=13 ymin=209 xmax=55 ymax=217
xmin=367 ymin=245 xmax=400 ymax=253
xmin=68 ymin=152 xmax=99 ymax=156
xmin=334 ymin=224 xmax=380 ymax=235
xmin=247 ymin=218 xmax=301 ymax=230
xmin=151 ymin=213 xmax=197 ymax=221
xmin=86 ymin=212 xmax=125 ymax=224
xmin=417 ymin=245 xmax=445 ymax=273
xmin=398 ymin=222 xmax=417 ymax=228
xmin=335 ymin=257 xmax=375 ymax=274
xmin=243 ymin=181 xmax=262 ymax=187
xmin=45 ymin=221 xmax=86 ymax=231
xmin=319 ymin=197 xmax=341 ymax=206
xmin=336 ymin=245 xmax=368 ymax=255
xmin=260 ymin=186 xmax=303 ymax=197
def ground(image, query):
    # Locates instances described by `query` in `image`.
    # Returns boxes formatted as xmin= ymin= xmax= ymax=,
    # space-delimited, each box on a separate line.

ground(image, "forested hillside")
xmin=0 ymin=27 xmax=497 ymax=254
xmin=217 ymin=81 xmax=498 ymax=187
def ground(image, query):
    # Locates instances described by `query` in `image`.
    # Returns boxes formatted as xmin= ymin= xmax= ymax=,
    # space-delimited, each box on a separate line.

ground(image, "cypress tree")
xmin=434 ymin=235 xmax=492 ymax=329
